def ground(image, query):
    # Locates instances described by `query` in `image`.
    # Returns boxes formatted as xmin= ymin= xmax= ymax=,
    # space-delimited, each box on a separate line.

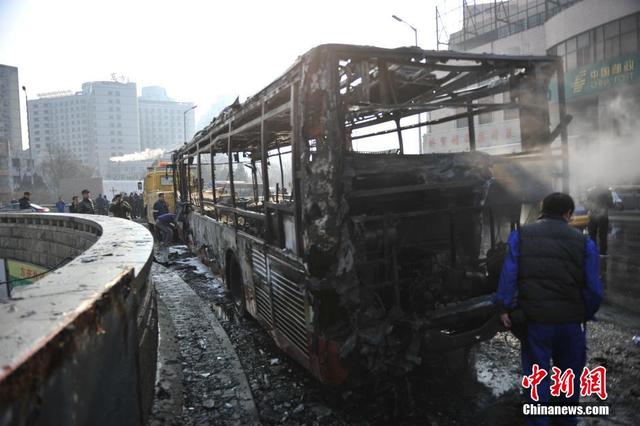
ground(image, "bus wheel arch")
xmin=225 ymin=250 xmax=246 ymax=316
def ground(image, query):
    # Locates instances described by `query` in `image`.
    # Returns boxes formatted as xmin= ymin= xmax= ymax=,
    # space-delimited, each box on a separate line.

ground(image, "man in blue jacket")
xmin=494 ymin=192 xmax=603 ymax=426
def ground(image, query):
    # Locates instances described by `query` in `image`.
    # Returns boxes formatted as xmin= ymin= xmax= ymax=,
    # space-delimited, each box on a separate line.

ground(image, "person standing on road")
xmin=152 ymin=193 xmax=169 ymax=220
xmin=494 ymin=192 xmax=603 ymax=426
xmin=109 ymin=193 xmax=132 ymax=219
xmin=78 ymin=189 xmax=95 ymax=214
xmin=18 ymin=192 xmax=31 ymax=210
xmin=69 ymin=196 xmax=80 ymax=213
xmin=55 ymin=197 xmax=66 ymax=213
xmin=586 ymin=186 xmax=614 ymax=256
xmin=95 ymin=193 xmax=106 ymax=215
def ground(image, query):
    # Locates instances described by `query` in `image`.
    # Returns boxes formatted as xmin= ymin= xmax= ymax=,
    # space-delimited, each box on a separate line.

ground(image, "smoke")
xmin=568 ymin=93 xmax=640 ymax=200
xmin=110 ymin=148 xmax=165 ymax=162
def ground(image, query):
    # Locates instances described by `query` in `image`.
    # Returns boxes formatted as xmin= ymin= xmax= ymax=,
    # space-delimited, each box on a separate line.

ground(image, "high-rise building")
xmin=0 ymin=64 xmax=25 ymax=201
xmin=138 ymin=86 xmax=195 ymax=151
xmin=27 ymin=81 xmax=140 ymax=178
xmin=28 ymin=82 xmax=194 ymax=180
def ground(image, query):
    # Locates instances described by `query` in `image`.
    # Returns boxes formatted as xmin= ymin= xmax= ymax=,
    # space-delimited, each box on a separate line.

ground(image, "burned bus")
xmin=173 ymin=44 xmax=569 ymax=384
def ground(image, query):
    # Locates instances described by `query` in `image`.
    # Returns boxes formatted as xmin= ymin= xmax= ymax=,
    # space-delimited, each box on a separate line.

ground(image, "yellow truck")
xmin=142 ymin=162 xmax=175 ymax=225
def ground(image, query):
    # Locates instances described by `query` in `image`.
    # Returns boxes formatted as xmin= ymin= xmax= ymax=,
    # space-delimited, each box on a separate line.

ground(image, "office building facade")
xmin=28 ymin=83 xmax=194 ymax=180
xmin=138 ymin=86 xmax=195 ymax=151
xmin=27 ymin=81 xmax=140 ymax=178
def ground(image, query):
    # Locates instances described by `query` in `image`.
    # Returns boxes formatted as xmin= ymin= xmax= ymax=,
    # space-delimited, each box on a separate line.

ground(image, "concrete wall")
xmin=0 ymin=215 xmax=99 ymax=269
xmin=0 ymin=213 xmax=157 ymax=426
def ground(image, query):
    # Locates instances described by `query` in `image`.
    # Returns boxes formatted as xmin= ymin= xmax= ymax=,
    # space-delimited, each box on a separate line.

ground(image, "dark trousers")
xmin=588 ymin=216 xmax=609 ymax=255
xmin=156 ymin=221 xmax=173 ymax=243
xmin=522 ymin=323 xmax=586 ymax=426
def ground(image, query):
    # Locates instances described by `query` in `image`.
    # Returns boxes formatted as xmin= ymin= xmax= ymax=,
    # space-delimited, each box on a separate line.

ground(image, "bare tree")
xmin=40 ymin=145 xmax=95 ymax=193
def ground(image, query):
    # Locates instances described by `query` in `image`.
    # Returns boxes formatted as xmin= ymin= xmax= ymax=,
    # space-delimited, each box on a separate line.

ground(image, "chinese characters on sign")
xmin=5 ymin=259 xmax=48 ymax=287
xmin=570 ymin=56 xmax=636 ymax=96
xmin=426 ymin=125 xmax=518 ymax=152
xmin=522 ymin=365 xmax=608 ymax=401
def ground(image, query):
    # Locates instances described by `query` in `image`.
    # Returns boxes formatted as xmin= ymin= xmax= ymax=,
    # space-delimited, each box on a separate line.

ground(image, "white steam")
xmin=110 ymin=148 xmax=165 ymax=162
xmin=569 ymin=93 xmax=640 ymax=201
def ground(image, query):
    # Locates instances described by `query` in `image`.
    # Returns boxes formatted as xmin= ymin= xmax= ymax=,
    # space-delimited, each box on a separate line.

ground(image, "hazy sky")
xmin=0 ymin=0 xmax=464 ymax=150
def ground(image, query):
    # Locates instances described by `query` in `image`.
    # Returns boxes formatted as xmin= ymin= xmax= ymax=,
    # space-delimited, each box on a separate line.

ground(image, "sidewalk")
xmin=150 ymin=263 xmax=260 ymax=425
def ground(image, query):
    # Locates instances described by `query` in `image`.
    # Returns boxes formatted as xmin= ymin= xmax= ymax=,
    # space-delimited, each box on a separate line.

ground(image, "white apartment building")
xmin=28 ymin=82 xmax=194 ymax=180
xmin=138 ymin=86 xmax=195 ymax=151
xmin=28 ymin=81 xmax=140 ymax=178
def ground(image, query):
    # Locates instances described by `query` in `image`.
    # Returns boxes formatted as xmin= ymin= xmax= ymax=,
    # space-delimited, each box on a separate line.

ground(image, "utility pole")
xmin=391 ymin=15 xmax=423 ymax=153
xmin=183 ymin=105 xmax=197 ymax=144
xmin=21 ymin=86 xmax=34 ymax=185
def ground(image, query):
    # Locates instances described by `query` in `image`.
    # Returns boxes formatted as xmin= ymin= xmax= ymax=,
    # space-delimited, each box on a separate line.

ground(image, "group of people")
xmin=55 ymin=190 xmax=140 ymax=220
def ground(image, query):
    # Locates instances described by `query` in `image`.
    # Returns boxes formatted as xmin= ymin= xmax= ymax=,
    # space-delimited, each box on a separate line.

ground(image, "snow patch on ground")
xmin=168 ymin=245 xmax=189 ymax=255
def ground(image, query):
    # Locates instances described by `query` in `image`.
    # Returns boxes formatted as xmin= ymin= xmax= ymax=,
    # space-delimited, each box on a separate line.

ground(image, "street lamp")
xmin=21 ymin=86 xmax=34 ymax=182
xmin=392 ymin=14 xmax=418 ymax=47
xmin=183 ymin=105 xmax=197 ymax=144
xmin=391 ymin=15 xmax=423 ymax=153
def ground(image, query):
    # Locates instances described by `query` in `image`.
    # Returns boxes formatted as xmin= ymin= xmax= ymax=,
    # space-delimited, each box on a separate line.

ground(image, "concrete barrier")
xmin=0 ymin=213 xmax=157 ymax=426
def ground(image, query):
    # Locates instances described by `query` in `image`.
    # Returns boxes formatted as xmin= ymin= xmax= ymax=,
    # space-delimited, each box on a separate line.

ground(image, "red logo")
xmin=522 ymin=366 xmax=608 ymax=401
xmin=522 ymin=364 xmax=548 ymax=401
xmin=550 ymin=366 xmax=575 ymax=398
xmin=580 ymin=366 xmax=608 ymax=400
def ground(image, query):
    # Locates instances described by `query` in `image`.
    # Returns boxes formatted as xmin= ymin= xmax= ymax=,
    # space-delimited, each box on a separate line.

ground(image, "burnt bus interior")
xmin=174 ymin=44 xmax=569 ymax=384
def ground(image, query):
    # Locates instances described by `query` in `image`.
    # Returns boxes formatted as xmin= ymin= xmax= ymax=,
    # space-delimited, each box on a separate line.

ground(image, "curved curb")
xmin=152 ymin=263 xmax=260 ymax=425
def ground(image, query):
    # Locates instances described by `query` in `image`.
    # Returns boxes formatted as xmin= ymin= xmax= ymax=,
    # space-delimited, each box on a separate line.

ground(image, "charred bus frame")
xmin=173 ymin=44 xmax=569 ymax=384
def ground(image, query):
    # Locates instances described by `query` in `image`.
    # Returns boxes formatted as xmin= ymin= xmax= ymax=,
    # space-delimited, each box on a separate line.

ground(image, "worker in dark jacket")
xmin=69 ymin=196 xmax=80 ymax=213
xmin=156 ymin=213 xmax=176 ymax=244
xmin=109 ymin=193 xmax=132 ymax=219
xmin=78 ymin=189 xmax=95 ymax=214
xmin=18 ymin=192 xmax=31 ymax=210
xmin=152 ymin=193 xmax=169 ymax=221
xmin=494 ymin=192 xmax=603 ymax=426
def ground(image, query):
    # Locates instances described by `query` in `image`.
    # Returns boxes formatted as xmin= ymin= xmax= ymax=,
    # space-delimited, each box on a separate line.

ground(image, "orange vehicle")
xmin=142 ymin=162 xmax=176 ymax=225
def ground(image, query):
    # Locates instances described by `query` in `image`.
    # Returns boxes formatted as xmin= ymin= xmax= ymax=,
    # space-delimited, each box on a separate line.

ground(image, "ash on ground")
xmin=156 ymin=246 xmax=640 ymax=425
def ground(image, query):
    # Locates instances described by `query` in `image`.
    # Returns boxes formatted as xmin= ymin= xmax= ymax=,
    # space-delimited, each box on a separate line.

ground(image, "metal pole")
xmin=391 ymin=15 xmax=419 ymax=47
xmin=557 ymin=61 xmax=570 ymax=193
xmin=183 ymin=105 xmax=197 ymax=144
xmin=21 ymin=86 xmax=33 ymax=184
xmin=392 ymin=15 xmax=422 ymax=153
xmin=467 ymin=103 xmax=477 ymax=151
xmin=436 ymin=6 xmax=440 ymax=51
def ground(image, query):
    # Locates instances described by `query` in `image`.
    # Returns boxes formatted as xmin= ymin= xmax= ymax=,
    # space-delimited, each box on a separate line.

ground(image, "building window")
xmin=577 ymin=32 xmax=591 ymax=67
xmin=565 ymin=36 xmax=577 ymax=70
xmin=620 ymin=14 xmax=638 ymax=54
xmin=604 ymin=20 xmax=620 ymax=59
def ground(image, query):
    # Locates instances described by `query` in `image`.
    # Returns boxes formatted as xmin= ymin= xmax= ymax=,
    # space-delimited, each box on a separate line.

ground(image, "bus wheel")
xmin=226 ymin=252 xmax=247 ymax=317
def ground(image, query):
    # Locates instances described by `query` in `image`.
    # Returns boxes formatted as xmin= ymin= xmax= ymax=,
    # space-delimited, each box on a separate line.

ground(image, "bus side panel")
xmin=188 ymin=212 xmax=257 ymax=318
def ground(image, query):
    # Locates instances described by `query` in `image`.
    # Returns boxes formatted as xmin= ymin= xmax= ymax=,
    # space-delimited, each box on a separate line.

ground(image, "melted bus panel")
xmin=174 ymin=44 xmax=568 ymax=384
